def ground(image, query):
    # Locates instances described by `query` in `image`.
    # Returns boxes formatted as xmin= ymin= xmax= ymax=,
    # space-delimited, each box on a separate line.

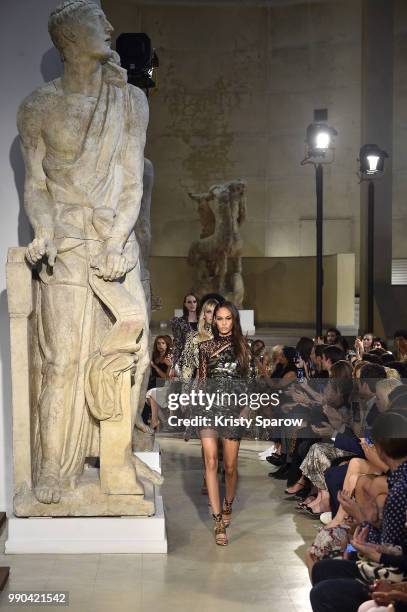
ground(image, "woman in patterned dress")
xmin=169 ymin=293 xmax=199 ymax=374
xmin=196 ymin=301 xmax=254 ymax=546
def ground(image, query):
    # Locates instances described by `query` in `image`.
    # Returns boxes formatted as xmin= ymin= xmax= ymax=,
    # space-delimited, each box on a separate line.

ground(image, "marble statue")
xmin=9 ymin=0 xmax=162 ymax=517
xmin=187 ymin=179 xmax=246 ymax=308
xmin=136 ymin=158 xmax=154 ymax=319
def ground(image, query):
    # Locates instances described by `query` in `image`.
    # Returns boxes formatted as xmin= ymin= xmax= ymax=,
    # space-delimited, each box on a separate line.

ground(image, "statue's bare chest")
xmin=43 ymin=94 xmax=97 ymax=158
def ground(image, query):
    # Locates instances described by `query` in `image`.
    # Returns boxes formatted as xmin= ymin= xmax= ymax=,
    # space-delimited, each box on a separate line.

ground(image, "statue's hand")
xmin=25 ymin=237 xmax=57 ymax=267
xmin=91 ymin=244 xmax=127 ymax=281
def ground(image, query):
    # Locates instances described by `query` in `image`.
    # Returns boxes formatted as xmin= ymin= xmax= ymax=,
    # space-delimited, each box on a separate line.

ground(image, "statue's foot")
xmin=134 ymin=415 xmax=154 ymax=434
xmin=34 ymin=474 xmax=61 ymax=504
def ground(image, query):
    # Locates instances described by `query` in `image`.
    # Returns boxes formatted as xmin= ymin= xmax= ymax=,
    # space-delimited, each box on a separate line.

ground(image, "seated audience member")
xmin=394 ymin=330 xmax=407 ymax=363
xmin=145 ymin=335 xmax=172 ymax=430
xmin=387 ymin=362 xmax=407 ymax=380
xmin=389 ymin=385 xmax=407 ymax=405
xmin=362 ymin=353 xmax=383 ymax=365
xmin=323 ymin=377 xmax=402 ymax=529
xmin=385 ymin=367 xmax=402 ymax=381
xmin=322 ymin=346 xmax=346 ymax=375
xmin=323 ymin=363 xmax=387 ymax=517
xmin=325 ymin=328 xmax=342 ymax=346
xmin=373 ymin=337 xmax=388 ymax=351
xmin=291 ymin=346 xmax=346 ymax=411
xmin=309 ymin=407 xmax=407 ymax=612
xmin=288 ymin=366 xmax=353 ymax=514
xmin=262 ymin=347 xmax=298 ymax=473
xmin=252 ymin=338 xmax=266 ymax=359
xmin=355 ymin=333 xmax=374 ymax=359
xmin=381 ymin=352 xmax=397 ymax=366
xmin=310 ymin=344 xmax=329 ymax=380
xmin=296 ymin=337 xmax=315 ymax=378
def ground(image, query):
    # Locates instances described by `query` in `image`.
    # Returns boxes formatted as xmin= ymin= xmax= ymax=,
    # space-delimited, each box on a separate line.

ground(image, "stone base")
xmin=239 ymin=310 xmax=255 ymax=335
xmin=13 ymin=468 xmax=155 ymax=518
xmin=134 ymin=441 xmax=161 ymax=474
xmin=5 ymin=493 xmax=167 ymax=554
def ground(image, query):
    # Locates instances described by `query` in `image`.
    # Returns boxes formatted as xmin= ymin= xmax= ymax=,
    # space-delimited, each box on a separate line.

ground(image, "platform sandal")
xmin=213 ymin=513 xmax=228 ymax=546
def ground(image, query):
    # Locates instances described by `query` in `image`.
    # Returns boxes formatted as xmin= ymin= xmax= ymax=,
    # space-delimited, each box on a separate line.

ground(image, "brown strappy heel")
xmin=222 ymin=498 xmax=234 ymax=528
xmin=212 ymin=513 xmax=228 ymax=546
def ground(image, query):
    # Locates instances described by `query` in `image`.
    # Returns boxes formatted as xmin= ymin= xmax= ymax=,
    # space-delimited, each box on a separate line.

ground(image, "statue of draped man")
xmin=15 ymin=0 xmax=159 ymax=513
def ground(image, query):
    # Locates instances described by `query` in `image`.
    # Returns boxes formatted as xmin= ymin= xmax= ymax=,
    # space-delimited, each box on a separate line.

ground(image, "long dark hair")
xmin=296 ymin=337 xmax=314 ymax=362
xmin=182 ymin=292 xmax=200 ymax=320
xmin=152 ymin=335 xmax=171 ymax=363
xmin=212 ymin=301 xmax=250 ymax=372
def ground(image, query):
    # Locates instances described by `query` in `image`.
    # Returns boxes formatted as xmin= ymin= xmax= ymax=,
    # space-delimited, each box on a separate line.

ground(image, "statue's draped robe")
xmin=32 ymin=75 xmax=144 ymax=487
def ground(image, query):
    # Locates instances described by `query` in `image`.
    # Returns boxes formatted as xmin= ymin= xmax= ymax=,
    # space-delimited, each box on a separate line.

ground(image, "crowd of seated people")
xmin=255 ymin=328 xmax=407 ymax=612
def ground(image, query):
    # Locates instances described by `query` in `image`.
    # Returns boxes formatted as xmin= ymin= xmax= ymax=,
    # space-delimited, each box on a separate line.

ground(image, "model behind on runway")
xmin=195 ymin=301 xmax=255 ymax=546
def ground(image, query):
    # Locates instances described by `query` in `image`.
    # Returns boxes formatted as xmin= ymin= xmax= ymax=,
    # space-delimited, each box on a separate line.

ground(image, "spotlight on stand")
xmin=358 ymin=144 xmax=388 ymax=333
xmin=301 ymin=109 xmax=338 ymax=337
xmin=116 ymin=33 xmax=159 ymax=96
xmin=359 ymin=144 xmax=388 ymax=177
xmin=303 ymin=109 xmax=338 ymax=163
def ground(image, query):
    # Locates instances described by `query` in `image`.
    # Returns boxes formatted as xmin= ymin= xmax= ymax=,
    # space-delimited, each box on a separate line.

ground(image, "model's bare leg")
xmin=201 ymin=432 xmax=228 ymax=545
xmin=35 ymin=283 xmax=84 ymax=503
xmin=201 ymin=432 xmax=221 ymax=514
xmin=222 ymin=438 xmax=240 ymax=502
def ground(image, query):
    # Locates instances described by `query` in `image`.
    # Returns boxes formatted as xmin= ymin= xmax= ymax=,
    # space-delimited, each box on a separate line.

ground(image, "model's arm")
xmin=198 ymin=343 xmax=208 ymax=380
xmin=17 ymin=94 xmax=56 ymax=265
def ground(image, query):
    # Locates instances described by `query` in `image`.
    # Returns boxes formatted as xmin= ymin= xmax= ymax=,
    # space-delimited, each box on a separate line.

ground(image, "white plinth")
xmin=239 ymin=310 xmax=255 ymax=335
xmin=174 ymin=309 xmax=255 ymax=335
xmin=134 ymin=440 xmax=161 ymax=474
xmin=6 ymin=488 xmax=167 ymax=554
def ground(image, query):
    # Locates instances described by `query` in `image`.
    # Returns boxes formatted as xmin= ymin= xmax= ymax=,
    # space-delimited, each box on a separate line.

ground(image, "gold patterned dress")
xmin=194 ymin=336 xmax=255 ymax=440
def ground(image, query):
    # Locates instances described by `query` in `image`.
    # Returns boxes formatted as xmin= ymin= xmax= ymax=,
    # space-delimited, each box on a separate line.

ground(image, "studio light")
xmin=301 ymin=109 xmax=338 ymax=337
xmin=359 ymin=144 xmax=388 ymax=176
xmin=116 ymin=33 xmax=159 ymax=95
xmin=358 ymin=143 xmax=389 ymax=332
xmin=306 ymin=123 xmax=337 ymax=157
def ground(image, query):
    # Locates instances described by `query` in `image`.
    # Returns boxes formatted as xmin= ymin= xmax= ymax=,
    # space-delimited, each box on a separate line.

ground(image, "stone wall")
xmin=103 ymin=0 xmax=407 ymax=284
xmin=393 ymin=0 xmax=407 ymax=257
xmin=149 ymin=253 xmax=356 ymax=329
xmin=103 ymin=1 xmax=363 ymax=262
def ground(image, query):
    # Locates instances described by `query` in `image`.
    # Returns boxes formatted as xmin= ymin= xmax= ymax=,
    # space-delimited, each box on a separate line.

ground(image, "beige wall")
xmin=393 ymin=0 xmax=407 ymax=257
xmin=103 ymin=0 xmax=364 ymax=263
xmin=101 ymin=0 xmax=407 ymax=300
xmin=150 ymin=253 xmax=355 ymax=328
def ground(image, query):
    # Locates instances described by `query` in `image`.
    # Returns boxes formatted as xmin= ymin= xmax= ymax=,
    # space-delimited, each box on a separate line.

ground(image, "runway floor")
xmin=0 ymin=437 xmax=315 ymax=611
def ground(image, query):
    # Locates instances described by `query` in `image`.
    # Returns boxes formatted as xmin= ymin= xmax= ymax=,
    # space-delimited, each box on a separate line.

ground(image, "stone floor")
xmin=0 ymin=437 xmax=316 ymax=611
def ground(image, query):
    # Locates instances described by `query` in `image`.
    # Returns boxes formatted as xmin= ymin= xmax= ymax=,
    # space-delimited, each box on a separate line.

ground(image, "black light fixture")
xmin=301 ymin=109 xmax=338 ymax=337
xmin=305 ymin=122 xmax=338 ymax=159
xmin=359 ymin=144 xmax=388 ymax=176
xmin=116 ymin=33 xmax=159 ymax=95
xmin=358 ymin=144 xmax=388 ymax=332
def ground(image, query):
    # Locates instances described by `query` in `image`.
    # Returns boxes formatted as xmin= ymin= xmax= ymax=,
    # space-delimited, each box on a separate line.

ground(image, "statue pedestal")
xmin=6 ymin=446 xmax=166 ymax=553
xmin=239 ymin=310 xmax=255 ymax=336
xmin=134 ymin=440 xmax=161 ymax=474
xmin=6 ymin=447 xmax=166 ymax=553
xmin=5 ymin=482 xmax=167 ymax=554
